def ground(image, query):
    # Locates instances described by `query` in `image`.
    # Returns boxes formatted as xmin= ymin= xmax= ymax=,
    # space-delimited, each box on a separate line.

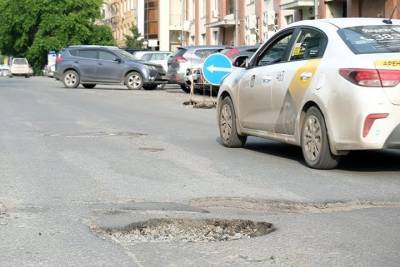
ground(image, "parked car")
xmin=166 ymin=45 xmax=227 ymax=93
xmin=0 ymin=64 xmax=10 ymax=77
xmin=54 ymin=45 xmax=166 ymax=90
xmin=42 ymin=64 xmax=56 ymax=77
xmin=9 ymin=58 xmax=33 ymax=78
xmin=132 ymin=51 xmax=172 ymax=73
xmin=221 ymin=45 xmax=260 ymax=67
xmin=186 ymin=45 xmax=261 ymax=92
xmin=217 ymin=18 xmax=400 ymax=169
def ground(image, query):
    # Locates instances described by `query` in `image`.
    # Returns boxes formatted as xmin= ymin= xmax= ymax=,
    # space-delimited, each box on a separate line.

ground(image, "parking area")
xmin=1 ymin=77 xmax=400 ymax=265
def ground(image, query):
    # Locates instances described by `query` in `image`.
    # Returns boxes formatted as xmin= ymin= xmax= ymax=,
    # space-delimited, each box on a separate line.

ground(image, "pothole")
xmin=43 ymin=131 xmax=147 ymax=138
xmin=98 ymin=218 xmax=274 ymax=243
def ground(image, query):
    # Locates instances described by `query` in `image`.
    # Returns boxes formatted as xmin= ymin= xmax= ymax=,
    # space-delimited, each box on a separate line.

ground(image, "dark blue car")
xmin=55 ymin=45 xmax=166 ymax=90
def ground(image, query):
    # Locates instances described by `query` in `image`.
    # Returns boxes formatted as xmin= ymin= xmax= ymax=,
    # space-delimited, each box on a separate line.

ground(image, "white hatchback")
xmin=10 ymin=58 xmax=33 ymax=78
xmin=217 ymin=18 xmax=400 ymax=169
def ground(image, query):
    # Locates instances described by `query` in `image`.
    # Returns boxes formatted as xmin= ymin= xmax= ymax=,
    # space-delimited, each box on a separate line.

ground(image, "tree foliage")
xmin=0 ymin=0 xmax=114 ymax=73
xmin=125 ymin=25 xmax=144 ymax=48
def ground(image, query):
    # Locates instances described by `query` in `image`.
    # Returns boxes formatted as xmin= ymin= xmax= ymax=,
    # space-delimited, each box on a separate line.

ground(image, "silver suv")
xmin=55 ymin=45 xmax=166 ymax=90
xmin=166 ymin=45 xmax=227 ymax=93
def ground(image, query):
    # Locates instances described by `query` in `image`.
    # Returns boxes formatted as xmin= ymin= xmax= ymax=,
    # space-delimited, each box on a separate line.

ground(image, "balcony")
xmin=206 ymin=14 xmax=236 ymax=28
xmin=281 ymin=0 xmax=314 ymax=10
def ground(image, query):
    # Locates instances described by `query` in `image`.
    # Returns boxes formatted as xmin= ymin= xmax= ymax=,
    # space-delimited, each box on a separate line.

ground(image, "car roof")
xmin=177 ymin=45 xmax=227 ymax=50
xmin=290 ymin=18 xmax=400 ymax=29
xmin=67 ymin=45 xmax=119 ymax=49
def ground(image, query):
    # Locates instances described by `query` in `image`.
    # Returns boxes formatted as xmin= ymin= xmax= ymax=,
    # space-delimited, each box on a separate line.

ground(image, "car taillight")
xmin=175 ymin=56 xmax=187 ymax=63
xmin=56 ymin=55 xmax=64 ymax=63
xmin=339 ymin=68 xmax=400 ymax=87
xmin=225 ymin=48 xmax=239 ymax=58
xmin=378 ymin=70 xmax=400 ymax=87
xmin=363 ymin=113 xmax=389 ymax=137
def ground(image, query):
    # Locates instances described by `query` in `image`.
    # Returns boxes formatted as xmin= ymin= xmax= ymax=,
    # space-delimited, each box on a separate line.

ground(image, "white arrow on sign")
xmin=207 ymin=65 xmax=232 ymax=73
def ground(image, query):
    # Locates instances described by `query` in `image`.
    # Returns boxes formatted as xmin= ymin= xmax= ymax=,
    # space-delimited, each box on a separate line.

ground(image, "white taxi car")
xmin=217 ymin=18 xmax=400 ymax=169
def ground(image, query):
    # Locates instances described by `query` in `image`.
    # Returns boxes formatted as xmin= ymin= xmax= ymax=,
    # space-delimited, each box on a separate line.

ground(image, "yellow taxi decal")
xmin=374 ymin=59 xmax=400 ymax=70
xmin=274 ymin=59 xmax=321 ymax=135
xmin=288 ymin=59 xmax=321 ymax=108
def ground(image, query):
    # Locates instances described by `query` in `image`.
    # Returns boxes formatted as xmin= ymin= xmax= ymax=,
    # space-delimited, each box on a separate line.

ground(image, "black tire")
xmin=63 ymin=70 xmax=80 ymax=88
xmin=180 ymin=83 xmax=190 ymax=93
xmin=125 ymin=71 xmax=143 ymax=90
xmin=25 ymin=75 xmax=30 ymax=78
xmin=218 ymin=96 xmax=247 ymax=148
xmin=143 ymin=84 xmax=158 ymax=90
xmin=82 ymin=84 xmax=96 ymax=89
xmin=301 ymin=106 xmax=340 ymax=169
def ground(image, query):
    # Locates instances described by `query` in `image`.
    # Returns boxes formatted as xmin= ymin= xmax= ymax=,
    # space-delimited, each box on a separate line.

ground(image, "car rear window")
xmin=13 ymin=58 xmax=28 ymax=65
xmin=171 ymin=48 xmax=187 ymax=57
xmin=195 ymin=49 xmax=221 ymax=58
xmin=339 ymin=25 xmax=400 ymax=54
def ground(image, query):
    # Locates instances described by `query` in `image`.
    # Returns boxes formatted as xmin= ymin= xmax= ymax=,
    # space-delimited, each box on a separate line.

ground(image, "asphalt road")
xmin=0 ymin=77 xmax=399 ymax=266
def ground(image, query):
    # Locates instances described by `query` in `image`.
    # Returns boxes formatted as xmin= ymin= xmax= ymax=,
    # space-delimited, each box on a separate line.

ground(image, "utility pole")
xmin=235 ymin=0 xmax=239 ymax=46
xmin=181 ymin=0 xmax=185 ymax=46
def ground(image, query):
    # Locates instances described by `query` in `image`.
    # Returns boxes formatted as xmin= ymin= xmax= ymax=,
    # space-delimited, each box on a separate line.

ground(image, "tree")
xmin=125 ymin=25 xmax=144 ymax=48
xmin=0 ymin=0 xmax=114 ymax=73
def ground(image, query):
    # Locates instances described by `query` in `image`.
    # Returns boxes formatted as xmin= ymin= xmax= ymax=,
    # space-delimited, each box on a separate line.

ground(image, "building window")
xmin=144 ymin=0 xmax=159 ymax=40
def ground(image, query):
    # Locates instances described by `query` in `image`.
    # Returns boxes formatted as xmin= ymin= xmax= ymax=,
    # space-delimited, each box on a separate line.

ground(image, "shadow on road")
xmin=220 ymin=137 xmax=400 ymax=172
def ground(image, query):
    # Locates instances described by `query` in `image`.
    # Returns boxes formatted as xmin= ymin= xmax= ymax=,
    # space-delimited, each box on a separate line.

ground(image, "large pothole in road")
xmin=101 ymin=218 xmax=274 ymax=243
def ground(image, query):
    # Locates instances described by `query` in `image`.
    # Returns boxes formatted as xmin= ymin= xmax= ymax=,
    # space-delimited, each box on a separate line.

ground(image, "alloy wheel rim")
xmin=128 ymin=74 xmax=141 ymax=89
xmin=303 ymin=115 xmax=322 ymax=161
xmin=220 ymin=104 xmax=233 ymax=141
xmin=65 ymin=72 xmax=77 ymax=86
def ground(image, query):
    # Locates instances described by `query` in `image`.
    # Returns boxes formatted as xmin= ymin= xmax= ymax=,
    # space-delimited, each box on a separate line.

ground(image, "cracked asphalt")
xmin=0 ymin=77 xmax=400 ymax=266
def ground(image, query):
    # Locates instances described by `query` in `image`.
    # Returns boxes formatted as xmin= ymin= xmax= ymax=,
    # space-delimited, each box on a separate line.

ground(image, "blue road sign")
xmin=202 ymin=53 xmax=233 ymax=86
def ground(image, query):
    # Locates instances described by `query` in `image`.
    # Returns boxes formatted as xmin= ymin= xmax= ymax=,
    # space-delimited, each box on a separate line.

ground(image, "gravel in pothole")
xmin=103 ymin=218 xmax=274 ymax=242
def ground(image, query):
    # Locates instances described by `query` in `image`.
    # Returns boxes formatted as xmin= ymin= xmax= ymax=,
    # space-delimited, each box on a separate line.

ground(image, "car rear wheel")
xmin=82 ymin=84 xmax=96 ymax=89
xmin=143 ymin=84 xmax=158 ymax=90
xmin=125 ymin=72 xmax=143 ymax=90
xmin=301 ymin=107 xmax=339 ymax=169
xmin=219 ymin=97 xmax=247 ymax=148
xmin=63 ymin=70 xmax=80 ymax=88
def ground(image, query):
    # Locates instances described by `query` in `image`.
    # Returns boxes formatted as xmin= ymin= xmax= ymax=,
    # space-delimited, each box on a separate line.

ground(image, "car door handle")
xmin=300 ymin=72 xmax=313 ymax=80
xmin=262 ymin=76 xmax=273 ymax=83
xmin=74 ymin=61 xmax=79 ymax=64
xmin=98 ymin=63 xmax=103 ymax=66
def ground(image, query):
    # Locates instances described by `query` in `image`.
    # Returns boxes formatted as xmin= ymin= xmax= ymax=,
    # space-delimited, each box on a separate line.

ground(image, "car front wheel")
xmin=63 ymin=70 xmax=80 ymax=88
xmin=125 ymin=72 xmax=143 ymax=90
xmin=301 ymin=107 xmax=339 ymax=169
xmin=219 ymin=97 xmax=247 ymax=148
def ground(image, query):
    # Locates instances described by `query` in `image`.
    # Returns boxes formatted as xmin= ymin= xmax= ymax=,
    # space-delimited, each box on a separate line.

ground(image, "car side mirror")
xmin=233 ymin=55 xmax=249 ymax=68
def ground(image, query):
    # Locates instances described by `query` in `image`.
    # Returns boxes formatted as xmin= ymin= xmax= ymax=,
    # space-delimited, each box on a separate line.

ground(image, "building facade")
xmin=102 ymin=0 xmax=400 ymax=50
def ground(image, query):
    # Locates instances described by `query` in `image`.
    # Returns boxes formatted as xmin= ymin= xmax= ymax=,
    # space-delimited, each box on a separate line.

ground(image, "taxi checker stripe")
xmin=274 ymin=59 xmax=322 ymax=135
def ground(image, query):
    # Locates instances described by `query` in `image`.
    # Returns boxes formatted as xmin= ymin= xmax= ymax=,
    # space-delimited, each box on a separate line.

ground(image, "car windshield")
xmin=13 ymin=58 xmax=28 ymax=65
xmin=113 ymin=49 xmax=138 ymax=61
xmin=339 ymin=25 xmax=400 ymax=54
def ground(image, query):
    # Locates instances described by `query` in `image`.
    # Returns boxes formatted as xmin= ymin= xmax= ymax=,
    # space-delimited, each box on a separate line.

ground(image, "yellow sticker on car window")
xmin=375 ymin=59 xmax=400 ymax=70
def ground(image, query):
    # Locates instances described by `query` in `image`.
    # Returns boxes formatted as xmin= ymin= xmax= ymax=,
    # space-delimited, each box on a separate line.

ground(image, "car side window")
xmin=99 ymin=51 xmax=117 ymax=61
xmin=78 ymin=50 xmax=97 ymax=59
xmin=256 ymin=33 xmax=293 ymax=66
xmin=290 ymin=29 xmax=326 ymax=61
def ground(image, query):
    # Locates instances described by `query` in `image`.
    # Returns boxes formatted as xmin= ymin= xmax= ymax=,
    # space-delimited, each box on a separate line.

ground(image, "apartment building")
xmin=101 ymin=0 xmax=141 ymax=46
xmin=102 ymin=0 xmax=399 ymax=49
